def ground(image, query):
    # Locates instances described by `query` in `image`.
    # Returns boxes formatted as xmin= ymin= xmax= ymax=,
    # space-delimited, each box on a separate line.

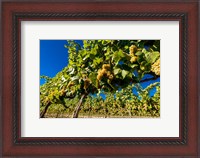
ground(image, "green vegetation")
xmin=40 ymin=40 xmax=160 ymax=118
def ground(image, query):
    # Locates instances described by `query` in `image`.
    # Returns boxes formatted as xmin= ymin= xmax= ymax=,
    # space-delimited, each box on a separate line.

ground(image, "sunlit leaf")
xmin=122 ymin=70 xmax=129 ymax=79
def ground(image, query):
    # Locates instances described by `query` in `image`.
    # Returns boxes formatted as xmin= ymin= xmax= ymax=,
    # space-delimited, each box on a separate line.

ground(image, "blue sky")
xmin=40 ymin=40 xmax=160 ymax=96
xmin=40 ymin=40 xmax=68 ymax=85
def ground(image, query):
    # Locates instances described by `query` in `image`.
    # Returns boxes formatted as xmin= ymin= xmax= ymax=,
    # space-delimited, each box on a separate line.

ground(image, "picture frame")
xmin=1 ymin=0 xmax=199 ymax=157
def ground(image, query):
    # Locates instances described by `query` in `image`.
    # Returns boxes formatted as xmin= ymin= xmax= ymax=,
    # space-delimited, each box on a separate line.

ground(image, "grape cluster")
xmin=129 ymin=45 xmax=137 ymax=55
xmin=129 ymin=45 xmax=138 ymax=63
xmin=151 ymin=58 xmax=160 ymax=76
xmin=130 ymin=56 xmax=137 ymax=63
xmin=97 ymin=64 xmax=114 ymax=81
xmin=84 ymin=78 xmax=91 ymax=90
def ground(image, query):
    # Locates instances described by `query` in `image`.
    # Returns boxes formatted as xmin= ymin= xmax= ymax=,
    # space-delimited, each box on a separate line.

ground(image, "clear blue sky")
xmin=40 ymin=40 xmax=160 ymax=96
xmin=40 ymin=40 xmax=68 ymax=85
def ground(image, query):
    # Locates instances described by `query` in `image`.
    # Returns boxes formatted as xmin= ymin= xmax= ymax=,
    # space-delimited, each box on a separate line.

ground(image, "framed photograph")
xmin=39 ymin=39 xmax=161 ymax=119
xmin=1 ymin=0 xmax=199 ymax=157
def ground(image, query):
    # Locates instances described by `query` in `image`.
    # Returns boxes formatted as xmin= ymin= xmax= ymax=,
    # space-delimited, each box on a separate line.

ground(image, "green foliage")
xmin=40 ymin=40 xmax=160 ymax=118
xmin=43 ymin=83 xmax=160 ymax=118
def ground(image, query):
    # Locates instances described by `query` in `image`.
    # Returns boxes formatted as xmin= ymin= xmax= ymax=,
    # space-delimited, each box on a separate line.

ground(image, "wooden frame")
xmin=1 ymin=0 xmax=199 ymax=157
